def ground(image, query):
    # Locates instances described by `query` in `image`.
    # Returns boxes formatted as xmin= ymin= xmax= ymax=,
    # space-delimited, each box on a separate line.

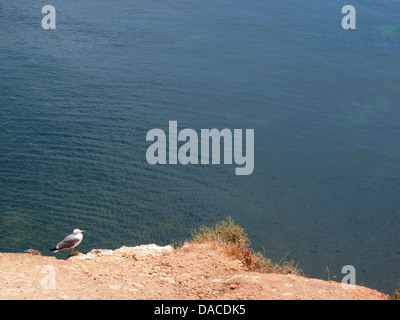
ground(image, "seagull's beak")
xmin=81 ymin=230 xmax=85 ymax=233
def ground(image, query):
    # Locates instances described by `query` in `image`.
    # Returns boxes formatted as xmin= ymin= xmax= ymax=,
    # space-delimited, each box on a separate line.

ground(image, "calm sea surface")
xmin=1 ymin=0 xmax=399 ymax=294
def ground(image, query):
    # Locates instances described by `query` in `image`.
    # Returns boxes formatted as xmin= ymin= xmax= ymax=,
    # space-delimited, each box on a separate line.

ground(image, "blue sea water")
xmin=0 ymin=0 xmax=399 ymax=294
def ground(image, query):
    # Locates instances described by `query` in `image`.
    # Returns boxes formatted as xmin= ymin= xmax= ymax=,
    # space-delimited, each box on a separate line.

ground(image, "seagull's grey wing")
xmin=56 ymin=234 xmax=79 ymax=250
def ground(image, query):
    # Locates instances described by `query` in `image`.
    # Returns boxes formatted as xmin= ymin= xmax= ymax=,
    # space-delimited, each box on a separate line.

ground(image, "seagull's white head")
xmin=73 ymin=229 xmax=85 ymax=235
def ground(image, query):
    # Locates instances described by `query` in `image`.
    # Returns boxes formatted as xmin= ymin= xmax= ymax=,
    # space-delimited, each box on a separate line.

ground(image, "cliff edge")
xmin=0 ymin=242 xmax=389 ymax=300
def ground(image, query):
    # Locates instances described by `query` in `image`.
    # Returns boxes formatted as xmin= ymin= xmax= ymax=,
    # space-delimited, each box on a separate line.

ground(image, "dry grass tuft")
xmin=190 ymin=216 xmax=303 ymax=276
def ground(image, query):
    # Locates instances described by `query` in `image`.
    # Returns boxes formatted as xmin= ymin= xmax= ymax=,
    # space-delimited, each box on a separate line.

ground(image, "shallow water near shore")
xmin=0 ymin=1 xmax=399 ymax=294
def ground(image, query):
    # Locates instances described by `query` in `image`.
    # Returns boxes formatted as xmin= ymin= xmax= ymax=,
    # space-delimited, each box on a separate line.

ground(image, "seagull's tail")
xmin=50 ymin=248 xmax=59 ymax=252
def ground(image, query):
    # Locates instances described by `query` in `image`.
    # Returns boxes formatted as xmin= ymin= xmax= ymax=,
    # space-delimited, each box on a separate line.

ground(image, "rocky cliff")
xmin=0 ymin=242 xmax=389 ymax=300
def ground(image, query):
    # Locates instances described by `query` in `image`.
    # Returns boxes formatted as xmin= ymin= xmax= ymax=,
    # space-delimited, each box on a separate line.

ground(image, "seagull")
xmin=50 ymin=229 xmax=85 ymax=256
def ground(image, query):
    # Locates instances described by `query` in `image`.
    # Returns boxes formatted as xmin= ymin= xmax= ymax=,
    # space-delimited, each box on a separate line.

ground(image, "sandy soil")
xmin=0 ymin=242 xmax=389 ymax=300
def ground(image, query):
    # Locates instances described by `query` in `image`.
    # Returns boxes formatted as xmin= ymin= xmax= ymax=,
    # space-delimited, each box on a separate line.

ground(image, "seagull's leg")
xmin=72 ymin=247 xmax=78 ymax=256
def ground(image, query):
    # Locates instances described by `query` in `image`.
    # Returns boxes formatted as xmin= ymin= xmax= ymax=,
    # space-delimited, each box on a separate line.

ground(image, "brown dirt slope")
xmin=0 ymin=242 xmax=389 ymax=300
